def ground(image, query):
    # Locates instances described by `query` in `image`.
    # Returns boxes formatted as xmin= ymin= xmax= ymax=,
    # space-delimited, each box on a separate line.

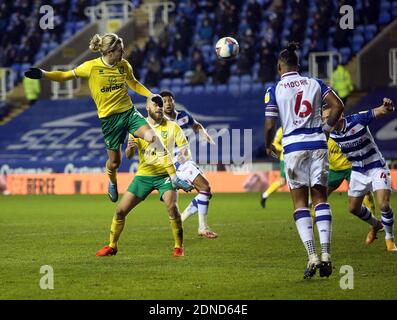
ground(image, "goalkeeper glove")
xmin=24 ymin=68 xmax=44 ymax=79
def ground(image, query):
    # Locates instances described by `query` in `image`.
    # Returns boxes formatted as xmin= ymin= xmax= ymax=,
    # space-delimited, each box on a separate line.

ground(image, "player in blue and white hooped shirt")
xmin=326 ymin=98 xmax=397 ymax=252
xmin=159 ymin=90 xmax=218 ymax=239
xmin=264 ymin=42 xmax=344 ymax=279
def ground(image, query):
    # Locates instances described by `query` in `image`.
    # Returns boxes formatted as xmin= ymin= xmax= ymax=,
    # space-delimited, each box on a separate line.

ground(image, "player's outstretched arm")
xmin=126 ymin=79 xmax=152 ymax=97
xmin=24 ymin=68 xmax=75 ymax=82
xmin=373 ymin=98 xmax=395 ymax=119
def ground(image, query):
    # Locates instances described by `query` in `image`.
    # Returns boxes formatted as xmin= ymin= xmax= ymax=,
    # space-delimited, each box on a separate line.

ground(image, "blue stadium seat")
xmin=352 ymin=34 xmax=364 ymax=53
xmin=205 ymin=84 xmax=216 ymax=94
xmin=380 ymin=0 xmax=391 ymax=10
xmin=160 ymin=78 xmax=172 ymax=88
xmin=171 ymin=86 xmax=182 ymax=95
xmin=228 ymin=83 xmax=240 ymax=96
xmin=365 ymin=24 xmax=377 ymax=42
xmin=182 ymin=86 xmax=193 ymax=95
xmin=172 ymin=78 xmax=184 ymax=86
xmin=240 ymin=83 xmax=251 ymax=94
xmin=379 ymin=10 xmax=391 ymax=25
xmin=228 ymin=75 xmax=240 ymax=84
xmin=340 ymin=47 xmax=351 ymax=65
xmin=193 ymin=85 xmax=205 ymax=94
xmin=252 ymin=83 xmax=263 ymax=93
xmin=216 ymin=84 xmax=228 ymax=94
xmin=241 ymin=74 xmax=252 ymax=84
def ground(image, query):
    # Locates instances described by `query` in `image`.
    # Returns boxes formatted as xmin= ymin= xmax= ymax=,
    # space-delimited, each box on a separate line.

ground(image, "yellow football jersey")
xmin=272 ymin=127 xmax=284 ymax=161
xmin=73 ymin=57 xmax=135 ymax=118
xmin=131 ymin=118 xmax=189 ymax=176
xmin=328 ymin=137 xmax=351 ymax=171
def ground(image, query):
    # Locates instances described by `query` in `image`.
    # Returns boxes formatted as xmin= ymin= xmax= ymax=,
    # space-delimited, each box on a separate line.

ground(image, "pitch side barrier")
xmin=5 ymin=170 xmax=397 ymax=195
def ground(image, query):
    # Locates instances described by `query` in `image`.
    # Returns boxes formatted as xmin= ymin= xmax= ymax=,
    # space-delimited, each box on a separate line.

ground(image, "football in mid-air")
xmin=215 ymin=37 xmax=239 ymax=59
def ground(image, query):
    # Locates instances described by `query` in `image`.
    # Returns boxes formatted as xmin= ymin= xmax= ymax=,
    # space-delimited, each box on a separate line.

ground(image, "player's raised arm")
xmin=323 ymin=90 xmax=344 ymax=132
xmin=373 ymin=98 xmax=395 ymax=118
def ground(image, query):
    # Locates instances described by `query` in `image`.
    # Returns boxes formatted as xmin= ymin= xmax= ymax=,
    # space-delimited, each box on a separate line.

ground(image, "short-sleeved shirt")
xmin=264 ymin=72 xmax=331 ymax=155
xmin=73 ymin=57 xmax=135 ymax=118
xmin=131 ymin=118 xmax=189 ymax=176
xmin=330 ymin=110 xmax=386 ymax=173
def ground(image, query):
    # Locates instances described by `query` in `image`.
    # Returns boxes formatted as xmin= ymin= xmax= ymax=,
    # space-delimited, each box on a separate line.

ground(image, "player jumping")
xmin=24 ymin=33 xmax=191 ymax=202
xmin=326 ymin=98 xmax=397 ymax=251
xmin=96 ymin=94 xmax=192 ymax=257
xmin=264 ymin=42 xmax=344 ymax=279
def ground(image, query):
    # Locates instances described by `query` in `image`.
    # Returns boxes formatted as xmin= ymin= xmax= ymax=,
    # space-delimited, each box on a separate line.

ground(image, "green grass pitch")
xmin=1 ymin=192 xmax=397 ymax=300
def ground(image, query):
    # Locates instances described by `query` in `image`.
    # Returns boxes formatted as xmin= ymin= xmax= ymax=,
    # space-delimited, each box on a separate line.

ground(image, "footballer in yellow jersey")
xmin=24 ymin=33 xmax=188 ymax=202
xmin=260 ymin=127 xmax=286 ymax=208
xmin=96 ymin=94 xmax=192 ymax=258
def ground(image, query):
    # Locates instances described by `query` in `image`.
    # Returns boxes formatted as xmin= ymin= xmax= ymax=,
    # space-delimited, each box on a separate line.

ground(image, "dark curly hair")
xmin=278 ymin=42 xmax=299 ymax=67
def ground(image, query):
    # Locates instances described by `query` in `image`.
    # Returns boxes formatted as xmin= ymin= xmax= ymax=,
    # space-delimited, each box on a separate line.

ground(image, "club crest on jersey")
xmin=264 ymin=92 xmax=270 ymax=104
xmin=108 ymin=76 xmax=117 ymax=85
xmin=161 ymin=131 xmax=168 ymax=139
xmin=118 ymin=66 xmax=125 ymax=74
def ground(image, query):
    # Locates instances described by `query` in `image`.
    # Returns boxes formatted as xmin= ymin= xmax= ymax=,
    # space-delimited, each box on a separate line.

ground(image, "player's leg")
xmin=363 ymin=192 xmax=376 ymax=215
xmin=375 ymin=189 xmax=397 ymax=251
xmin=191 ymin=174 xmax=217 ymax=238
xmin=106 ymin=148 xmax=121 ymax=202
xmin=311 ymin=185 xmax=333 ymax=277
xmin=96 ymin=191 xmax=143 ymax=256
xmin=100 ymin=112 xmax=127 ymax=202
xmin=261 ymin=160 xmax=286 ymax=208
xmin=348 ymin=170 xmax=383 ymax=245
xmin=162 ymin=188 xmax=184 ymax=257
xmin=290 ymin=186 xmax=320 ymax=278
xmin=309 ymin=148 xmax=333 ymax=277
xmin=284 ymin=151 xmax=321 ymax=278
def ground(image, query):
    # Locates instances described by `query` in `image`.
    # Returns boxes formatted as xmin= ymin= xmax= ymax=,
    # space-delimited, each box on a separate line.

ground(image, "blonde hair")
xmin=89 ymin=33 xmax=123 ymax=55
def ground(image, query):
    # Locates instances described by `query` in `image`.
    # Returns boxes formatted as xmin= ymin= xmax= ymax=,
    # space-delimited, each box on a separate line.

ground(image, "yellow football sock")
xmin=106 ymin=161 xmax=117 ymax=185
xmin=264 ymin=180 xmax=284 ymax=198
xmin=363 ymin=193 xmax=376 ymax=215
xmin=109 ymin=217 xmax=125 ymax=249
xmin=170 ymin=216 xmax=183 ymax=248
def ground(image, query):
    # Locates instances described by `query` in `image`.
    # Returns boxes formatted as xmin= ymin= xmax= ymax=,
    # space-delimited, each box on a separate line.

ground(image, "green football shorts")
xmin=127 ymin=175 xmax=175 ymax=200
xmin=100 ymin=107 xmax=147 ymax=151
xmin=328 ymin=168 xmax=352 ymax=188
xmin=279 ymin=160 xmax=286 ymax=179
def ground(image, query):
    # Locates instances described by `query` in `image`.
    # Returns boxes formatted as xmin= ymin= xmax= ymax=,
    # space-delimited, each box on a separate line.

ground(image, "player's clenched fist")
xmin=383 ymin=98 xmax=394 ymax=112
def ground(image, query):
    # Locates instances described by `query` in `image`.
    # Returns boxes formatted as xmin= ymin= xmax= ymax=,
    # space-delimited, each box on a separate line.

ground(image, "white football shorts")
xmin=348 ymin=167 xmax=392 ymax=197
xmin=283 ymin=149 xmax=329 ymax=189
xmin=176 ymin=160 xmax=203 ymax=184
